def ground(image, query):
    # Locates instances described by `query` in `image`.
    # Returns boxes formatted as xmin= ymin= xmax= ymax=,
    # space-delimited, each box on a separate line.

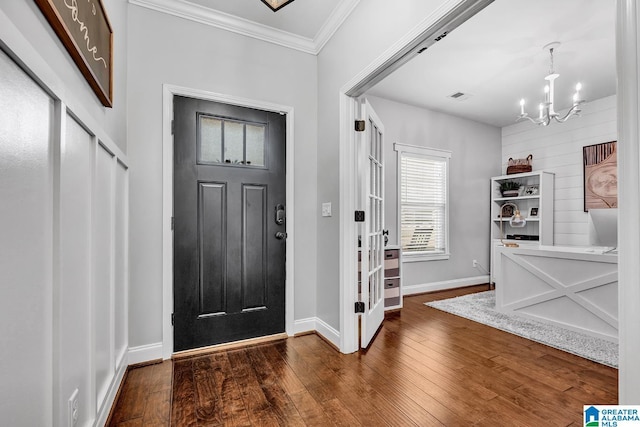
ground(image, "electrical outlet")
xmin=472 ymin=259 xmax=478 ymax=268
xmin=68 ymin=389 xmax=79 ymax=427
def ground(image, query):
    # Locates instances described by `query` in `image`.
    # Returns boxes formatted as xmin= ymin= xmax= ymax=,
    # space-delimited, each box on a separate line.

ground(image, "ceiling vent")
xmin=448 ymin=92 xmax=471 ymax=101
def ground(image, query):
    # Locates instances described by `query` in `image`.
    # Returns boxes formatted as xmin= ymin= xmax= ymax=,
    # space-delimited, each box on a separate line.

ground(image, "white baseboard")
xmin=133 ymin=321 xmax=340 ymax=368
xmin=314 ymin=318 xmax=341 ymax=348
xmin=94 ymin=353 xmax=128 ymax=426
xmin=293 ymin=317 xmax=341 ymax=349
xmin=403 ymin=275 xmax=490 ymax=295
xmin=128 ymin=342 xmax=164 ymax=365
xmin=293 ymin=317 xmax=317 ymax=335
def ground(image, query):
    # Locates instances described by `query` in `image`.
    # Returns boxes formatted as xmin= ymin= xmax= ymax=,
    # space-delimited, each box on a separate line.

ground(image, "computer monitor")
xmin=588 ymin=208 xmax=618 ymax=248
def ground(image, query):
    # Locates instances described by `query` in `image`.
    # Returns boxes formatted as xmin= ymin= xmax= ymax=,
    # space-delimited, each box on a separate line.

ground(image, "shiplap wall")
xmin=501 ymin=95 xmax=617 ymax=246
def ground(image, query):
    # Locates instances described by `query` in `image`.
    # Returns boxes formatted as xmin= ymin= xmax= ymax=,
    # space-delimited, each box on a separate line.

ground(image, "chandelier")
xmin=517 ymin=42 xmax=585 ymax=126
xmin=261 ymin=0 xmax=295 ymax=12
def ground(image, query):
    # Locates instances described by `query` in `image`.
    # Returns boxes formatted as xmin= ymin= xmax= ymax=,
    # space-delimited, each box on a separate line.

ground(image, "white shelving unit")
xmin=358 ymin=245 xmax=402 ymax=311
xmin=490 ymin=171 xmax=555 ymax=283
xmin=383 ymin=246 xmax=401 ymax=310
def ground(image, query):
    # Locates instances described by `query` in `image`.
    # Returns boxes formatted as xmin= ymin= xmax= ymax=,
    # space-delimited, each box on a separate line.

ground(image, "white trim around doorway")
xmin=161 ymin=84 xmax=295 ymax=360
xmin=337 ymin=0 xmax=494 ymax=354
xmin=336 ymin=0 xmax=640 ymax=402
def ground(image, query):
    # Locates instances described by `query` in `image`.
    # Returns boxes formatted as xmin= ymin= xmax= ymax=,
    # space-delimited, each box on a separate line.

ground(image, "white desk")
xmin=494 ymin=245 xmax=618 ymax=343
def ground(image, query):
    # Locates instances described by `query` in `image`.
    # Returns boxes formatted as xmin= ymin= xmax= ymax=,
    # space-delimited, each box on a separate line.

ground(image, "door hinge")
xmin=355 ymin=120 xmax=365 ymax=132
xmin=355 ymin=301 xmax=365 ymax=313
xmin=171 ymin=216 xmax=174 ymax=230
xmin=171 ymin=120 xmax=175 ymax=135
xmin=171 ymin=313 xmax=174 ymax=326
xmin=434 ymin=31 xmax=448 ymax=42
xmin=354 ymin=210 xmax=365 ymax=222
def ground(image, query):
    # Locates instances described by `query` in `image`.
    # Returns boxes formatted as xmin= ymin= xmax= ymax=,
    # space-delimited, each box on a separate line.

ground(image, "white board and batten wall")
xmin=0 ymin=8 xmax=129 ymax=427
xmin=501 ymin=95 xmax=617 ymax=246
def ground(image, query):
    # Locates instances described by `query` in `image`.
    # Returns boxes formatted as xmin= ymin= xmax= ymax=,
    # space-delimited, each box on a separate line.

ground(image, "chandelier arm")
xmin=553 ymin=104 xmax=582 ymax=123
xmin=542 ymin=114 xmax=551 ymax=126
xmin=516 ymin=115 xmax=540 ymax=124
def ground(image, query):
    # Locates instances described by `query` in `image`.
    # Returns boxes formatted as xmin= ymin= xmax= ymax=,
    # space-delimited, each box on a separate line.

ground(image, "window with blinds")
xmin=395 ymin=144 xmax=450 ymax=259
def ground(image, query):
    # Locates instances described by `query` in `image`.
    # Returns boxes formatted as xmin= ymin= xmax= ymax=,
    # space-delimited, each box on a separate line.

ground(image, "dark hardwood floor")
xmin=107 ymin=285 xmax=618 ymax=426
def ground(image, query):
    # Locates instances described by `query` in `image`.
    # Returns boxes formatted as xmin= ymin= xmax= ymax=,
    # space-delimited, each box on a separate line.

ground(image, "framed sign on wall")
xmin=35 ymin=0 xmax=113 ymax=107
xmin=583 ymin=141 xmax=618 ymax=211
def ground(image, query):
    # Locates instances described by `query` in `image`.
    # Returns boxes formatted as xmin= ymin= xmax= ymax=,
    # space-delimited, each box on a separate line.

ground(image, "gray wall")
xmin=316 ymin=0 xmax=451 ymax=332
xmin=366 ymin=95 xmax=501 ymax=288
xmin=126 ymin=5 xmax=318 ymax=348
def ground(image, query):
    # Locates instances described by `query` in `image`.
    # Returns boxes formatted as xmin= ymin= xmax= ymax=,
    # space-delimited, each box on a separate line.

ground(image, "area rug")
xmin=424 ymin=290 xmax=618 ymax=368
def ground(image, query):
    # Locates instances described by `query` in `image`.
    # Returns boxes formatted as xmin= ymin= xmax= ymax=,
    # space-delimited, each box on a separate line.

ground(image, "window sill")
xmin=402 ymin=253 xmax=450 ymax=263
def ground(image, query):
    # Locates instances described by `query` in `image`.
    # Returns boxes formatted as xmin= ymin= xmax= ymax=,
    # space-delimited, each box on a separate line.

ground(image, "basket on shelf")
xmin=507 ymin=154 xmax=533 ymax=175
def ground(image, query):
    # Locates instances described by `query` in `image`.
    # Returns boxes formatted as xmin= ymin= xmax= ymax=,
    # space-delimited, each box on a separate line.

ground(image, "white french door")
xmin=359 ymin=99 xmax=385 ymax=348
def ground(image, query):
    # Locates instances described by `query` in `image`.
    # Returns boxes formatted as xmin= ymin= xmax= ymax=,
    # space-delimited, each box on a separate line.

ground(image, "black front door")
xmin=173 ymin=96 xmax=286 ymax=352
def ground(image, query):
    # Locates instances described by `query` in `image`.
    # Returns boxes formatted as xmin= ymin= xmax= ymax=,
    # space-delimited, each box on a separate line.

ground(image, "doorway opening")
xmin=338 ymin=0 xmax=495 ymax=354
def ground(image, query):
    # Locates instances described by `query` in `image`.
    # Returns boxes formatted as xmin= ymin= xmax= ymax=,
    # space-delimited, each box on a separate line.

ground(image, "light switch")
xmin=322 ymin=202 xmax=332 ymax=217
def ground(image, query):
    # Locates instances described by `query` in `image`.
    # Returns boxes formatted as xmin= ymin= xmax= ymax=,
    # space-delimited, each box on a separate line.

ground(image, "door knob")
xmin=275 ymin=231 xmax=287 ymax=240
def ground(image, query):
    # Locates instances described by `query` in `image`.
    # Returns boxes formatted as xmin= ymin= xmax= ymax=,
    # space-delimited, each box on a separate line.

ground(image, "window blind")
xmin=399 ymin=153 xmax=447 ymax=255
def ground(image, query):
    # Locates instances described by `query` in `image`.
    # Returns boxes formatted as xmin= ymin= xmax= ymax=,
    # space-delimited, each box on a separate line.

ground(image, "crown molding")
xmin=129 ymin=0 xmax=360 ymax=55
xmin=129 ymin=0 xmax=315 ymax=53
xmin=314 ymin=0 xmax=360 ymax=53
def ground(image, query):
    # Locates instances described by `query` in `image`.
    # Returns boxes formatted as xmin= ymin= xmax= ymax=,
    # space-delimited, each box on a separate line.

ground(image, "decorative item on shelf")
xmin=529 ymin=207 xmax=539 ymax=217
xmin=506 ymin=234 xmax=539 ymax=241
xmin=522 ymin=185 xmax=539 ymax=196
xmin=499 ymin=180 xmax=521 ymax=197
xmin=506 ymin=155 xmax=533 ymax=175
xmin=516 ymin=42 xmax=585 ymax=126
xmin=499 ymin=202 xmax=527 ymax=247
xmin=501 ymin=204 xmax=514 ymax=217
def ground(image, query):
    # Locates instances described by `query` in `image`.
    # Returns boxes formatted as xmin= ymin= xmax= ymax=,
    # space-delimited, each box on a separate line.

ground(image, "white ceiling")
xmin=367 ymin=0 xmax=617 ymax=128
xmin=142 ymin=0 xmax=616 ymax=128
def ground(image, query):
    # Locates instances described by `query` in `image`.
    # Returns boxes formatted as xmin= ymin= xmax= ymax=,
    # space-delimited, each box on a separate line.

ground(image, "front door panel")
xmin=198 ymin=181 xmax=226 ymax=315
xmin=173 ymin=96 xmax=286 ymax=352
xmin=242 ymin=184 xmax=267 ymax=310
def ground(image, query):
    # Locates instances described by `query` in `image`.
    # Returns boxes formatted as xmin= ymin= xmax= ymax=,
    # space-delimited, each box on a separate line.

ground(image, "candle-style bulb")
xmin=544 ymin=85 xmax=550 ymax=103
xmin=519 ymin=98 xmax=525 ymax=115
xmin=574 ymin=82 xmax=582 ymax=104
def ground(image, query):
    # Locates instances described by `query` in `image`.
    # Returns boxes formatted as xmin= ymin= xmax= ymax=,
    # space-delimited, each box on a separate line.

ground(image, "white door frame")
xmin=338 ymin=0 xmax=640 ymax=403
xmin=162 ymin=84 xmax=295 ymax=359
xmin=616 ymin=0 xmax=640 ymax=404
xmin=338 ymin=0 xmax=495 ymax=354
